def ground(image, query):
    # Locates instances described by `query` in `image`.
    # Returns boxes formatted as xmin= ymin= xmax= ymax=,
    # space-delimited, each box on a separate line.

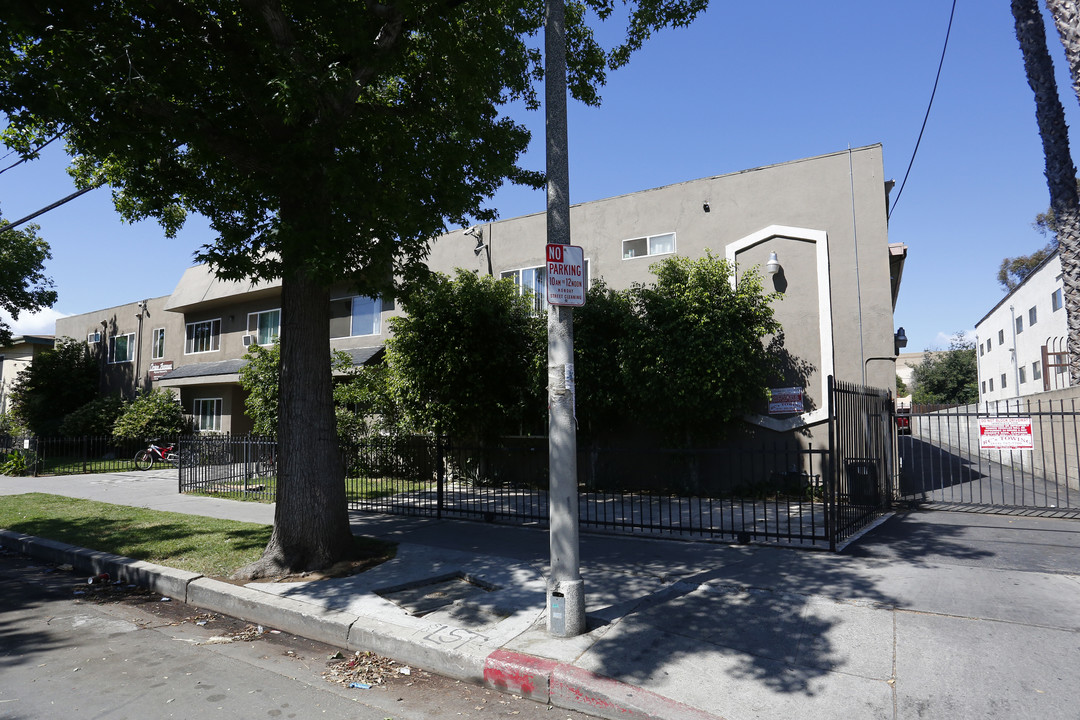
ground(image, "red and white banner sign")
xmin=978 ymin=418 xmax=1033 ymax=450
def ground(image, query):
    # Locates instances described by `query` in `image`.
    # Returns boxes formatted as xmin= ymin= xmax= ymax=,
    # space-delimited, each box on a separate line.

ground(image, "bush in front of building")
xmin=112 ymin=388 xmax=189 ymax=441
xmin=58 ymin=394 xmax=126 ymax=437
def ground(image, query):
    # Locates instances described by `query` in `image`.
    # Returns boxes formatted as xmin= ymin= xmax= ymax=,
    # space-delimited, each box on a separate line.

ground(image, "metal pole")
xmin=545 ymin=0 xmax=585 ymax=638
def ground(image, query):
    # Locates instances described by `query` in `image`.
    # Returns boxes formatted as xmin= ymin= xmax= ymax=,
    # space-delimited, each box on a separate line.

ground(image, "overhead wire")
xmin=888 ymin=0 xmax=958 ymax=221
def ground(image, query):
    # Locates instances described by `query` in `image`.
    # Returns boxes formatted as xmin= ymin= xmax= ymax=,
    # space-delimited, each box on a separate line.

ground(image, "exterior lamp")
xmin=765 ymin=251 xmax=780 ymax=276
xmin=894 ymin=327 xmax=908 ymax=355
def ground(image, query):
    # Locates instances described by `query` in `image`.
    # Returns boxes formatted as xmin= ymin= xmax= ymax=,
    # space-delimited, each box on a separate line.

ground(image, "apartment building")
xmin=975 ymin=250 xmax=1070 ymax=403
xmin=55 ymin=144 xmax=905 ymax=442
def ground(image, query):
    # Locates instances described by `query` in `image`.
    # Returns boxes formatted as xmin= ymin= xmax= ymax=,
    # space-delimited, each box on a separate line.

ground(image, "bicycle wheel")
xmin=133 ymin=449 xmax=154 ymax=471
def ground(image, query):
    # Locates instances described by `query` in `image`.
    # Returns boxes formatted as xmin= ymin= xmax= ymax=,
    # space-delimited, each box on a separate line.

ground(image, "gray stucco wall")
xmin=426 ymin=145 xmax=897 ymax=444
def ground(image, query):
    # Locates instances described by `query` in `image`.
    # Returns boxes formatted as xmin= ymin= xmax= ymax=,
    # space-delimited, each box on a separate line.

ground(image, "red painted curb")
xmin=483 ymin=649 xmax=559 ymax=703
xmin=551 ymin=664 xmax=724 ymax=720
xmin=483 ymin=650 xmax=724 ymax=720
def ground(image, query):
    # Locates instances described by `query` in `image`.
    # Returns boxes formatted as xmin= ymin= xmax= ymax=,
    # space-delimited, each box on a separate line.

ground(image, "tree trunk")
xmin=1014 ymin=0 xmax=1080 ymax=386
xmin=1046 ymin=0 xmax=1080 ymax=106
xmin=234 ymin=192 xmax=353 ymax=580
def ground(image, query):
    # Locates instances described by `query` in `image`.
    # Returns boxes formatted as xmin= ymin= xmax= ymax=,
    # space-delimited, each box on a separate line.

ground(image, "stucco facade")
xmin=0 ymin=335 xmax=54 ymax=416
xmin=975 ymin=251 xmax=1070 ymax=403
xmin=428 ymin=144 xmax=904 ymax=442
xmin=54 ymin=145 xmax=903 ymax=440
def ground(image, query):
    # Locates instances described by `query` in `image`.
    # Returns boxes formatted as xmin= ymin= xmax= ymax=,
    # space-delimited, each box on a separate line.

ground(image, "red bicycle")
xmin=134 ymin=439 xmax=179 ymax=470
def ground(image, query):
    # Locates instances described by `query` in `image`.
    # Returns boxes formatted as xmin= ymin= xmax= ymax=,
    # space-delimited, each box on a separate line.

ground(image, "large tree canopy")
xmin=0 ymin=216 xmax=56 ymax=346
xmin=0 ymin=1 xmax=709 ymax=577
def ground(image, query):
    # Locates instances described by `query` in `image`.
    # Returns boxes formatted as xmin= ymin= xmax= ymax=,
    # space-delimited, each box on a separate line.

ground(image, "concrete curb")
xmin=0 ymin=529 xmax=202 ymax=597
xmin=484 ymin=649 xmax=726 ymax=720
xmin=2 ymin=529 xmax=719 ymax=720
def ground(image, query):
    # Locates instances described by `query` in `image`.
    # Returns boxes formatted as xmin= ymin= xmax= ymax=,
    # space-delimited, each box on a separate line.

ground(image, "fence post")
xmin=827 ymin=376 xmax=836 ymax=552
xmin=436 ymin=436 xmax=445 ymax=519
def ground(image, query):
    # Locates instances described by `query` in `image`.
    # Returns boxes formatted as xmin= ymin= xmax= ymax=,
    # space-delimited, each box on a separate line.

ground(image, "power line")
xmin=0 ymin=185 xmax=99 ymax=235
xmin=889 ymin=0 xmax=958 ymax=221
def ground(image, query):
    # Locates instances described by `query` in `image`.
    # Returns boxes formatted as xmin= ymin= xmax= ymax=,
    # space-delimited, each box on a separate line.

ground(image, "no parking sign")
xmin=546 ymin=244 xmax=585 ymax=307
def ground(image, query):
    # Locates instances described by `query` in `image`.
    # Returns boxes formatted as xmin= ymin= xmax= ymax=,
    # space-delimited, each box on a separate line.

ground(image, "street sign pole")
xmin=545 ymin=0 xmax=585 ymax=638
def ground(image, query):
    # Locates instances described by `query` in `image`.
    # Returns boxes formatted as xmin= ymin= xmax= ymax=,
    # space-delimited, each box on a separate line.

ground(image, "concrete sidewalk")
xmin=3 ymin=471 xmax=1080 ymax=719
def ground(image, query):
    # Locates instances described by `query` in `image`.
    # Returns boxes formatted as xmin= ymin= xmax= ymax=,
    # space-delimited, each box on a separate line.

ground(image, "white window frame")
xmin=502 ymin=260 xmax=590 ymax=313
xmin=193 ymin=398 xmax=222 ymax=432
xmin=1033 ymin=361 xmax=1042 ymax=381
xmin=185 ymin=318 xmax=221 ymax=355
xmin=330 ymin=296 xmax=382 ymax=338
xmin=247 ymin=308 xmax=281 ymax=346
xmin=1000 ymin=373 xmax=1007 ymax=389
xmin=151 ymin=328 xmax=166 ymax=360
xmin=622 ymin=232 xmax=676 ymax=260
xmin=1052 ymin=288 xmax=1064 ymax=312
xmin=1015 ymin=316 xmax=1023 ymax=335
xmin=1029 ymin=306 xmax=1038 ymax=326
xmin=109 ymin=333 xmax=136 ymax=364
xmin=1019 ymin=366 xmax=1027 ymax=384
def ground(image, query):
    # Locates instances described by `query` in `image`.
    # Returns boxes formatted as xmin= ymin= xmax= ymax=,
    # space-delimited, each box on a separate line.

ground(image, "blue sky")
xmin=1 ymin=1 xmax=1076 ymax=353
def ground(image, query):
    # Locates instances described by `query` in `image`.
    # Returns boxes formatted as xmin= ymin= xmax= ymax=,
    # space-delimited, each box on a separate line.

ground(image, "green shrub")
xmin=0 ymin=449 xmax=36 ymax=476
xmin=112 ymin=389 xmax=189 ymax=441
xmin=59 ymin=394 xmax=126 ymax=436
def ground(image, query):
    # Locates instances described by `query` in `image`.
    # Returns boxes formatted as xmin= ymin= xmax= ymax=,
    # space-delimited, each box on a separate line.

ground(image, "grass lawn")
xmin=0 ymin=493 xmax=395 ymax=579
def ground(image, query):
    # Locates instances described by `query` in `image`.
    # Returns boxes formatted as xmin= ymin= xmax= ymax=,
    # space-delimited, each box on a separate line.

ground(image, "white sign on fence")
xmin=978 ymin=417 xmax=1034 ymax=450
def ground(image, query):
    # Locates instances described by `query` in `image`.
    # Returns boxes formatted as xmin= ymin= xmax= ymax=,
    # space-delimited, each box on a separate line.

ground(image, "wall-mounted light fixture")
xmin=702 ymin=201 xmax=711 ymax=213
xmin=894 ymin=327 xmax=908 ymax=355
xmin=765 ymin=251 xmax=780 ymax=276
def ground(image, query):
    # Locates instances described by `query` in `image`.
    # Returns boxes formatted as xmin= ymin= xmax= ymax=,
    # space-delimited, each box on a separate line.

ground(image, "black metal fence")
xmin=0 ymin=435 xmax=150 ymax=476
xmin=178 ymin=432 xmax=837 ymax=547
xmin=828 ymin=377 xmax=896 ymax=549
xmin=898 ymin=397 xmax=1080 ymax=514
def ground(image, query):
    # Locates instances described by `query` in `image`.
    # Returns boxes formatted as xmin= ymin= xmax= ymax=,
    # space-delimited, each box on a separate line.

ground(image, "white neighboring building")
xmin=974 ymin=251 xmax=1070 ymax=403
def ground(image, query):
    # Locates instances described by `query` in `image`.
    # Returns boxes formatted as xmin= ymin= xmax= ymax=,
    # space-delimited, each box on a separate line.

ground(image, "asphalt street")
xmin=0 ymin=545 xmax=601 ymax=720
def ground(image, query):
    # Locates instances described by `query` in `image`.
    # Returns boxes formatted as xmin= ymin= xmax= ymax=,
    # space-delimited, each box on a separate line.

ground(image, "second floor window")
xmin=186 ymin=319 xmax=221 ymax=354
xmin=152 ymin=328 xmax=166 ymax=359
xmin=1052 ymin=288 xmax=1064 ymax=312
xmin=109 ymin=333 xmax=135 ymax=364
xmin=622 ymin=232 xmax=675 ymax=259
xmin=330 ymin=296 xmax=381 ymax=338
xmin=1029 ymin=306 xmax=1038 ymax=326
xmin=247 ymin=309 xmax=280 ymax=346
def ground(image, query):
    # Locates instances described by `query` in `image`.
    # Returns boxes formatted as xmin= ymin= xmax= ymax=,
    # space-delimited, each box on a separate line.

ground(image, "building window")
xmin=622 ymin=232 xmax=676 ymax=260
xmin=151 ymin=328 xmax=166 ymax=360
xmin=87 ymin=331 xmax=101 ymax=344
xmin=502 ymin=265 xmax=547 ymax=312
xmin=1015 ymin=316 xmax=1023 ymax=334
xmin=1029 ymin=306 xmax=1038 ymax=326
xmin=989 ymin=378 xmax=994 ymax=391
xmin=502 ymin=260 xmax=591 ymax=313
xmin=1000 ymin=373 xmax=1007 ymax=389
xmin=979 ymin=343 xmax=985 ymax=357
xmin=247 ymin=309 xmax=280 ymax=346
xmin=1019 ymin=366 xmax=1027 ymax=384
xmin=987 ymin=337 xmax=992 ymax=351
xmin=1052 ymin=288 xmax=1064 ymax=312
xmin=981 ymin=380 xmax=987 ymax=393
xmin=1033 ymin=361 xmax=1042 ymax=381
xmin=998 ymin=329 xmax=1005 ymax=344
xmin=193 ymin=398 xmax=222 ymax=432
xmin=109 ymin=333 xmax=135 ymax=364
xmin=330 ymin=296 xmax=381 ymax=338
xmin=185 ymin=319 xmax=221 ymax=354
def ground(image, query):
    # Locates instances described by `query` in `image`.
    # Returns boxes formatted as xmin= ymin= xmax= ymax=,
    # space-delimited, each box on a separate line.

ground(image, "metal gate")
xmin=897 ymin=398 xmax=1080 ymax=515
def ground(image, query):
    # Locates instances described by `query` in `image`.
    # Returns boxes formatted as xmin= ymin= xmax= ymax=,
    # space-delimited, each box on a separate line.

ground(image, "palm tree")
xmin=1046 ymin=1 xmax=1080 ymax=105
xmin=1012 ymin=0 xmax=1080 ymax=385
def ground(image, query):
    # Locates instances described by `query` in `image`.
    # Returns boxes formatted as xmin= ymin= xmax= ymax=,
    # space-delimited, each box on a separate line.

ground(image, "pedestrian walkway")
xmin=2 ymin=471 xmax=1080 ymax=719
